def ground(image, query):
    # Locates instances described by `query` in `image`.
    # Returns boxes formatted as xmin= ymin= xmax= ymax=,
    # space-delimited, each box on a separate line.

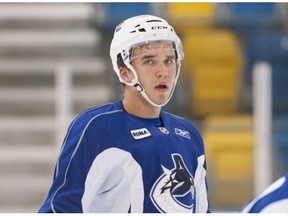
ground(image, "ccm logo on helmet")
xmin=151 ymin=26 xmax=168 ymax=30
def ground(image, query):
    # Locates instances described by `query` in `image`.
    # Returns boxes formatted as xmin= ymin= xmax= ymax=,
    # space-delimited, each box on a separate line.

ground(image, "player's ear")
xmin=119 ymin=67 xmax=133 ymax=83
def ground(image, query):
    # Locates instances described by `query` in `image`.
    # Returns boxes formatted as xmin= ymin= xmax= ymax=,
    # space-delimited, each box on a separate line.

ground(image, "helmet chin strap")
xmin=134 ymin=81 xmax=168 ymax=107
xmin=123 ymin=63 xmax=181 ymax=108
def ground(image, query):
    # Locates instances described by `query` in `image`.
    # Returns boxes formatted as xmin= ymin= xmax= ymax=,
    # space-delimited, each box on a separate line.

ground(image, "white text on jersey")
xmin=130 ymin=128 xmax=152 ymax=140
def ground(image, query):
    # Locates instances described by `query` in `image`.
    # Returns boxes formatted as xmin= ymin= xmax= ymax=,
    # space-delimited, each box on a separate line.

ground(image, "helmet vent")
xmin=130 ymin=28 xmax=146 ymax=33
xmin=146 ymin=20 xmax=162 ymax=23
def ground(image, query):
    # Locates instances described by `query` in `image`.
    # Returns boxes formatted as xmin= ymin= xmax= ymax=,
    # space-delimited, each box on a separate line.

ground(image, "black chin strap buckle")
xmin=134 ymin=83 xmax=144 ymax=92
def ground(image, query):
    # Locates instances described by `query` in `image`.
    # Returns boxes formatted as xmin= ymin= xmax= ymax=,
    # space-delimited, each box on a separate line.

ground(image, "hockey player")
xmin=38 ymin=14 xmax=210 ymax=213
xmin=241 ymin=173 xmax=288 ymax=213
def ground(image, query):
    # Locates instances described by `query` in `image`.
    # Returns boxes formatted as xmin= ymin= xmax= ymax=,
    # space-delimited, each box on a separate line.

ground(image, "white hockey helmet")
xmin=110 ymin=14 xmax=184 ymax=107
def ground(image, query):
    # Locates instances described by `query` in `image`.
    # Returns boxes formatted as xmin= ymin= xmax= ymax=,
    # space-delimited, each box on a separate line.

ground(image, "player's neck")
xmin=122 ymin=97 xmax=161 ymax=119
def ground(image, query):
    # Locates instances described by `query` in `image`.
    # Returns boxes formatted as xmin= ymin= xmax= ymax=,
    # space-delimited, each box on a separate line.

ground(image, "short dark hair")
xmin=116 ymin=53 xmax=127 ymax=89
xmin=117 ymin=53 xmax=126 ymax=69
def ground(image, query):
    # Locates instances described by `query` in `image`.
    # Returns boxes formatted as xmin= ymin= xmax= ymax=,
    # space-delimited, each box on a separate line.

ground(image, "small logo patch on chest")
xmin=175 ymin=128 xmax=191 ymax=139
xmin=130 ymin=128 xmax=152 ymax=140
xmin=159 ymin=127 xmax=169 ymax=134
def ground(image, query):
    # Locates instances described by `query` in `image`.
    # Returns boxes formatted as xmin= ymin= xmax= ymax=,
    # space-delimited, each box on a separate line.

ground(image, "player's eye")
xmin=143 ymin=59 xmax=154 ymax=65
xmin=165 ymin=58 xmax=175 ymax=65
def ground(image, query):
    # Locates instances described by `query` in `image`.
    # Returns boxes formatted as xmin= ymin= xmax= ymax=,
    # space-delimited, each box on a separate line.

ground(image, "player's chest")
xmin=125 ymin=124 xmax=197 ymax=156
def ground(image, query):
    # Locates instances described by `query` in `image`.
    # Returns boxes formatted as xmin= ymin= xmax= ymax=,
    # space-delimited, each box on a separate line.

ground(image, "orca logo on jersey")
xmin=150 ymin=154 xmax=196 ymax=213
xmin=130 ymin=128 xmax=151 ymax=140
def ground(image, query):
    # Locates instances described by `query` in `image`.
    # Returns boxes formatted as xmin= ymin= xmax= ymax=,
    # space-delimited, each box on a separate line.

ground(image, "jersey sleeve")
xmin=240 ymin=174 xmax=288 ymax=213
xmin=38 ymin=114 xmax=93 ymax=212
xmin=38 ymin=107 xmax=127 ymax=213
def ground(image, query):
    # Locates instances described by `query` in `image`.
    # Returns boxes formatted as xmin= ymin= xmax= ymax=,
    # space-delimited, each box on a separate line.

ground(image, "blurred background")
xmin=0 ymin=2 xmax=288 ymax=213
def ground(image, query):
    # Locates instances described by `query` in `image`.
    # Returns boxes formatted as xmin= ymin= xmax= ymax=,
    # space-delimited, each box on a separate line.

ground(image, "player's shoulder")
xmin=164 ymin=111 xmax=197 ymax=129
xmin=164 ymin=112 xmax=189 ymax=122
xmin=241 ymin=173 xmax=288 ymax=213
xmin=71 ymin=101 xmax=124 ymax=128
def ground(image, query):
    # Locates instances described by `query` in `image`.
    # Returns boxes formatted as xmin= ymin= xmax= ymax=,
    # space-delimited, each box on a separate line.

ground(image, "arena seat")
xmin=183 ymin=29 xmax=243 ymax=117
xmin=203 ymin=114 xmax=254 ymax=210
xmin=222 ymin=3 xmax=278 ymax=28
xmin=92 ymin=3 xmax=153 ymax=31
xmin=167 ymin=2 xmax=215 ymax=32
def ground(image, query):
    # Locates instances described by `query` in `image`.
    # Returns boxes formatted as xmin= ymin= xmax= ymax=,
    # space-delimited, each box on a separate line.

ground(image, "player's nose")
xmin=156 ymin=63 xmax=169 ymax=78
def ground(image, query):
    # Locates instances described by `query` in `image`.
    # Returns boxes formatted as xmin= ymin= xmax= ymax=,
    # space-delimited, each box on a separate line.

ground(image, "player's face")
xmin=130 ymin=41 xmax=177 ymax=105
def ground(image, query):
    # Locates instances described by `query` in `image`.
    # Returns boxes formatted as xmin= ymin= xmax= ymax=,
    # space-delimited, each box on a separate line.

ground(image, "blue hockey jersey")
xmin=241 ymin=173 xmax=288 ymax=213
xmin=38 ymin=101 xmax=210 ymax=213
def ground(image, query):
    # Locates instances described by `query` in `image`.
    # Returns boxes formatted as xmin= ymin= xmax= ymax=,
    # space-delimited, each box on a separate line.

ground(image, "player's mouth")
xmin=155 ymin=83 xmax=169 ymax=92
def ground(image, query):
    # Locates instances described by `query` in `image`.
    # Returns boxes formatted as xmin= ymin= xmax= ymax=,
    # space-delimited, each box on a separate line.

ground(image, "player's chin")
xmin=152 ymin=94 xmax=170 ymax=105
xmin=148 ymin=89 xmax=172 ymax=104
